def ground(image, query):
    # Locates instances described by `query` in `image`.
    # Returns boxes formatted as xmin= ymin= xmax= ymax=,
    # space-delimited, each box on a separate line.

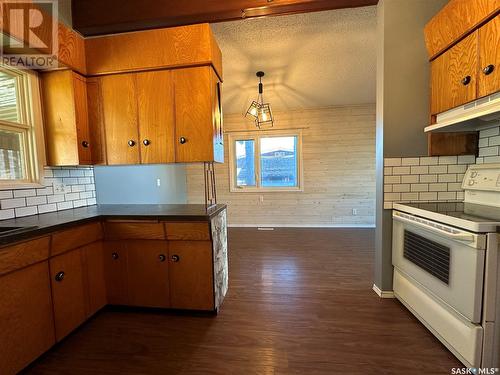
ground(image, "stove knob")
xmin=468 ymin=180 xmax=475 ymax=186
xmin=470 ymin=171 xmax=478 ymax=178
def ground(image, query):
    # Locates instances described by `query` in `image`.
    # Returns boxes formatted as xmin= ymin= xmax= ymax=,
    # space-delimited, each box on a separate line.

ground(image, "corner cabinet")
xmin=41 ymin=70 xmax=94 ymax=166
xmin=99 ymin=66 xmax=223 ymax=164
xmin=174 ymin=66 xmax=224 ymax=163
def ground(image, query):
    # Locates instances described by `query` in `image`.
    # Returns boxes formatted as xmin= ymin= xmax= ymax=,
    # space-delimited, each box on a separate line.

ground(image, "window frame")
xmin=228 ymin=130 xmax=303 ymax=193
xmin=0 ymin=66 xmax=45 ymax=189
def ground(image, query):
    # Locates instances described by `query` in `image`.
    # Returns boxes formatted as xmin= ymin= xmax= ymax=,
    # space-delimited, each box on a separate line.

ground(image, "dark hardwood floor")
xmin=25 ymin=228 xmax=461 ymax=374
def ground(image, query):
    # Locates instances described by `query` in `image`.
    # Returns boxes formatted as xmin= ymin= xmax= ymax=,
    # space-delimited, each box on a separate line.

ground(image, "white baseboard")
xmin=228 ymin=224 xmax=376 ymax=228
xmin=372 ymin=284 xmax=395 ymax=298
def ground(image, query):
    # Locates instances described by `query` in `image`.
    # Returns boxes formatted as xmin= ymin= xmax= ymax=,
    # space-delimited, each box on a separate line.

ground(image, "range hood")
xmin=425 ymin=91 xmax=500 ymax=132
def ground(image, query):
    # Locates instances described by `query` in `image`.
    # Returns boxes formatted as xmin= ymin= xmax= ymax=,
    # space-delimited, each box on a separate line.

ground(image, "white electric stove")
xmin=392 ymin=163 xmax=500 ymax=369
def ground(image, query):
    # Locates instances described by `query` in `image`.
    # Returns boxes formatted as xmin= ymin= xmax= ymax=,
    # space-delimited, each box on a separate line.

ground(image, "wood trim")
xmin=165 ymin=222 xmax=211 ymax=241
xmin=427 ymin=132 xmax=479 ymax=157
xmin=84 ymin=23 xmax=223 ymax=80
xmin=103 ymin=222 xmax=166 ymax=240
xmin=0 ymin=237 xmax=50 ymax=277
xmin=424 ymin=0 xmax=500 ymax=60
xmin=51 ymin=222 xmax=104 ymax=256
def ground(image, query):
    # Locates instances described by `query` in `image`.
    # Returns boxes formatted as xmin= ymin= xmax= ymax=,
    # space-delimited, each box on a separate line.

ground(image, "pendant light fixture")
xmin=246 ymin=71 xmax=274 ymax=128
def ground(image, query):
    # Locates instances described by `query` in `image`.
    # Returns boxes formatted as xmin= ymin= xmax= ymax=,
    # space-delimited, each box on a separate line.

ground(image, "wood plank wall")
xmin=186 ymin=104 xmax=376 ymax=227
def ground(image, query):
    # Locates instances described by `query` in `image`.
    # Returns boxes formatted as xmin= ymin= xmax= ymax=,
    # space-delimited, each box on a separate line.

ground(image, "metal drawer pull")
xmin=55 ymin=271 xmax=65 ymax=282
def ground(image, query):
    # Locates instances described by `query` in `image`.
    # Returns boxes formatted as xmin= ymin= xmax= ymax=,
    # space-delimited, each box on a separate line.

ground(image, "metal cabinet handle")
xmin=111 ymin=252 xmax=119 ymax=260
xmin=128 ymin=140 xmax=136 ymax=147
xmin=171 ymin=254 xmax=180 ymax=262
xmin=81 ymin=141 xmax=89 ymax=148
xmin=55 ymin=271 xmax=65 ymax=282
xmin=159 ymin=254 xmax=166 ymax=262
xmin=179 ymin=137 xmax=187 ymax=144
xmin=461 ymin=75 xmax=471 ymax=85
xmin=483 ymin=64 xmax=495 ymax=75
xmin=143 ymin=139 xmax=151 ymax=146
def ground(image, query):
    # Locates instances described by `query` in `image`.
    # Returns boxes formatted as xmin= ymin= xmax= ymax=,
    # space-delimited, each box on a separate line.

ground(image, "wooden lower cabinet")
xmin=0 ymin=262 xmax=55 ymax=375
xmin=49 ymin=248 xmax=87 ymax=342
xmin=127 ymin=241 xmax=170 ymax=308
xmin=103 ymin=241 xmax=129 ymax=305
xmin=82 ymin=241 xmax=107 ymax=317
xmin=168 ymin=241 xmax=214 ymax=311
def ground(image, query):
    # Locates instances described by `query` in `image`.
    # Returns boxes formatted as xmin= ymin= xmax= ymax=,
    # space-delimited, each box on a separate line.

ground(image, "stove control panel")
xmin=462 ymin=164 xmax=500 ymax=199
xmin=462 ymin=164 xmax=500 ymax=192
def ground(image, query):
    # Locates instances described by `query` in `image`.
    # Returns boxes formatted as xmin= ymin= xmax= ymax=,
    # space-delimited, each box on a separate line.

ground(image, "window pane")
xmin=235 ymin=139 xmax=256 ymax=186
xmin=0 ymin=129 xmax=26 ymax=180
xmin=0 ymin=71 xmax=19 ymax=123
xmin=260 ymin=136 xmax=298 ymax=187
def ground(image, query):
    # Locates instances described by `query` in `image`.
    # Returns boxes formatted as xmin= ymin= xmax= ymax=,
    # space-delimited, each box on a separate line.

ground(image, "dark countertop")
xmin=0 ymin=204 xmax=227 ymax=246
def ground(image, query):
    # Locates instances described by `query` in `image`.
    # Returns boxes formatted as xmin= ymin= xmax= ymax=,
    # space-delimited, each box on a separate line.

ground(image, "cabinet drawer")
xmin=104 ymin=221 xmax=165 ymax=240
xmin=51 ymin=222 xmax=103 ymax=256
xmin=0 ymin=237 xmax=50 ymax=276
xmin=165 ymin=222 xmax=210 ymax=241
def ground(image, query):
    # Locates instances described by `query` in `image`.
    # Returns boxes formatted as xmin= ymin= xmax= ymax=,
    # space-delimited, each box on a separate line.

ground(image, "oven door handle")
xmin=393 ymin=213 xmax=475 ymax=242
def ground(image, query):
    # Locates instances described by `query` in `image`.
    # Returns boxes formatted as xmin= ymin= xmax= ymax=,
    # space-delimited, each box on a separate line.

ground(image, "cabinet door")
xmin=49 ymin=248 xmax=87 ymax=341
xmin=103 ymin=241 xmax=129 ymax=305
xmin=430 ymin=31 xmax=478 ymax=114
xmin=41 ymin=70 xmax=86 ymax=166
xmin=136 ymin=70 xmax=175 ymax=164
xmin=478 ymin=15 xmax=500 ymax=98
xmin=168 ymin=241 xmax=214 ymax=310
xmin=127 ymin=241 xmax=169 ymax=308
xmin=86 ymin=77 xmax=106 ymax=165
xmin=0 ymin=262 xmax=55 ymax=375
xmin=173 ymin=66 xmax=214 ymax=162
xmin=100 ymin=74 xmax=140 ymax=165
xmin=83 ymin=241 xmax=107 ymax=317
xmin=73 ymin=73 xmax=92 ymax=165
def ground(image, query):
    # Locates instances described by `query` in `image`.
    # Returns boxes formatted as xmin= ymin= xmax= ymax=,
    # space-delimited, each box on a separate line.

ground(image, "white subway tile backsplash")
xmin=1 ymin=198 xmax=26 ymax=209
xmin=392 ymin=167 xmax=411 ymax=175
xmin=410 ymin=166 xmax=428 ymax=175
xmin=13 ymin=189 xmax=36 ymax=198
xmin=429 ymin=183 xmax=447 ymax=192
xmin=480 ymin=126 xmax=500 ymax=138
xmin=410 ymin=184 xmax=429 ymax=192
xmin=401 ymin=175 xmax=419 ymax=184
xmin=26 ymin=196 xmax=47 ymax=206
xmin=0 ymin=167 xmax=96 ymax=220
xmin=15 ymin=206 xmax=37 ymax=217
xmin=419 ymin=192 xmax=437 ymax=201
xmin=420 ymin=174 xmax=438 ymax=183
xmin=385 ymin=158 xmax=401 ymax=167
xmin=57 ymin=201 xmax=73 ymax=211
xmin=420 ymin=157 xmax=439 ymax=165
xmin=429 ymin=165 xmax=447 ymax=174
xmin=401 ymin=158 xmax=420 ymax=166
xmin=479 ymin=146 xmax=499 ymax=157
xmin=489 ymin=136 xmax=500 ymax=146
xmin=439 ymin=156 xmax=457 ymax=165
xmin=438 ymin=174 xmax=457 ymax=183
xmin=393 ymin=184 xmax=410 ymax=193
xmin=385 ymin=176 xmax=401 ymax=184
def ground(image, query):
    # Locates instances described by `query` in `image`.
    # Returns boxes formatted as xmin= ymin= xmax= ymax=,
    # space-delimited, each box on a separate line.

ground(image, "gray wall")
xmin=94 ymin=165 xmax=188 ymax=204
xmin=374 ymin=0 xmax=447 ymax=291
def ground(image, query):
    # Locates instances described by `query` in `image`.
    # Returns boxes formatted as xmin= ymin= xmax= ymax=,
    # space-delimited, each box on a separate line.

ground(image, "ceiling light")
xmin=245 ymin=71 xmax=274 ymax=128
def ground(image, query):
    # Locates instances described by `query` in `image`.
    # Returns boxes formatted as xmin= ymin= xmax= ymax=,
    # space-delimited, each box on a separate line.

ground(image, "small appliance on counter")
xmin=392 ymin=163 xmax=500 ymax=369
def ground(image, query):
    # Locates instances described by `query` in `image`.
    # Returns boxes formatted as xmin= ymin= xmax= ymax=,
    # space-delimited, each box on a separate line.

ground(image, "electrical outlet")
xmin=156 ymin=178 xmax=161 ymax=187
xmin=53 ymin=183 xmax=68 ymax=193
xmin=352 ymin=208 xmax=358 ymax=216
xmin=259 ymin=195 xmax=264 ymax=203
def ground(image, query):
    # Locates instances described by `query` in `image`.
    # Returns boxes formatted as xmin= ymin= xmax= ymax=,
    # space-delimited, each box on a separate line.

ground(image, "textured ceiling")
xmin=211 ymin=6 xmax=377 ymax=115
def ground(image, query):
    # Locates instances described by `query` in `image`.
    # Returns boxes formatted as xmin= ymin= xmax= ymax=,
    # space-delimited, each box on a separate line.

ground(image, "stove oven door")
xmin=392 ymin=210 xmax=486 ymax=323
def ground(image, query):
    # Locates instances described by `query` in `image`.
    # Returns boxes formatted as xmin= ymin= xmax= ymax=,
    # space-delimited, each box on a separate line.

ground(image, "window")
xmin=0 ymin=66 xmax=44 ymax=187
xmin=229 ymin=131 xmax=302 ymax=192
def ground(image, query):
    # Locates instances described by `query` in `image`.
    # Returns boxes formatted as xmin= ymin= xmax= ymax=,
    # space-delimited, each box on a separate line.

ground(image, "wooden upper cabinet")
xmin=424 ymin=0 xmax=500 ymax=60
xmin=174 ymin=66 xmax=224 ymax=163
xmin=100 ymin=74 xmax=140 ymax=165
xmin=49 ymin=248 xmax=87 ymax=342
xmin=41 ymin=70 xmax=93 ymax=166
xmin=86 ymin=77 xmax=107 ymax=165
xmin=478 ymin=15 xmax=500 ymax=98
xmin=126 ymin=241 xmax=170 ymax=308
xmin=430 ymin=31 xmax=478 ymax=115
xmin=136 ymin=70 xmax=175 ymax=164
xmin=0 ymin=262 xmax=55 ymax=375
